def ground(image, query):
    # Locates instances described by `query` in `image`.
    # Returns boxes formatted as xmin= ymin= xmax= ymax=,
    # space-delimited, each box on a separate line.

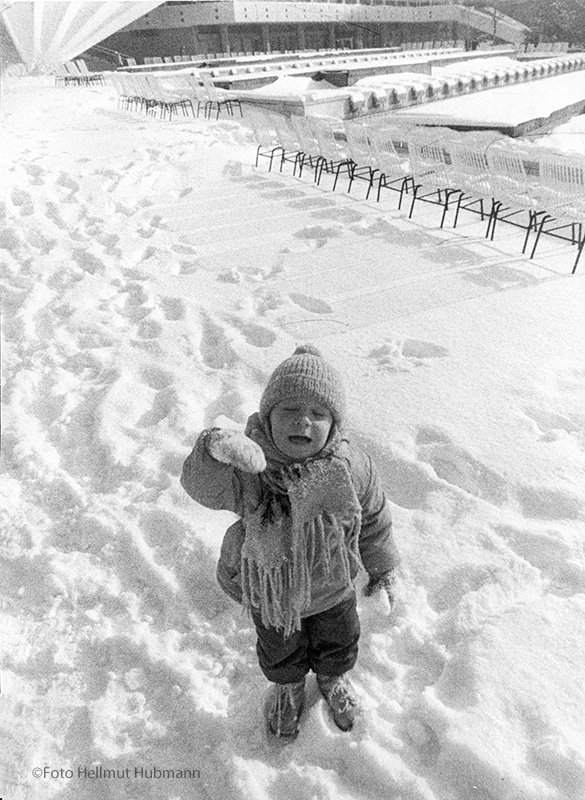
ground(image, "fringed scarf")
xmin=240 ymin=414 xmax=362 ymax=638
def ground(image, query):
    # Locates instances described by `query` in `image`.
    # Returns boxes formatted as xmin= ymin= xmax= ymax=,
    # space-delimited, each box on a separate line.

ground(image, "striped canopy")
xmin=1 ymin=0 xmax=165 ymax=71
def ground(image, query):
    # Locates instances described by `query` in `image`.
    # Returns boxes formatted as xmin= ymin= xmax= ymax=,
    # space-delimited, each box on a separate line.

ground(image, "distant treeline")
xmin=468 ymin=0 xmax=585 ymax=46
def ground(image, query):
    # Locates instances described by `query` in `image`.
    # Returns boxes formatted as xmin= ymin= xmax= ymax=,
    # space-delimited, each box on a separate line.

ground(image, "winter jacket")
xmin=181 ymin=426 xmax=399 ymax=619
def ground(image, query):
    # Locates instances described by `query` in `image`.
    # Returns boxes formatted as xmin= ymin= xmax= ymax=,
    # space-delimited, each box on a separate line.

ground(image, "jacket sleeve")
xmin=180 ymin=430 xmax=246 ymax=516
xmin=350 ymin=446 xmax=400 ymax=577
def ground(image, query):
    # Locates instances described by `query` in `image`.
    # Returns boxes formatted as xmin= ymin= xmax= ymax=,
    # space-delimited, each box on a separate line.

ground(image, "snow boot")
xmin=317 ymin=673 xmax=360 ymax=731
xmin=266 ymin=679 xmax=305 ymax=739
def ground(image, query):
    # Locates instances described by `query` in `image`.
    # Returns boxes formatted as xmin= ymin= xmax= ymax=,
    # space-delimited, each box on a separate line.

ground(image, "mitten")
xmin=364 ymin=570 xmax=396 ymax=608
xmin=206 ymin=429 xmax=266 ymax=474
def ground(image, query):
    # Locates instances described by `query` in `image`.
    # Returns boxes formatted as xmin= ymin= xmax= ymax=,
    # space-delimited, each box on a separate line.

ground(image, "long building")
xmin=99 ymin=1 xmax=530 ymax=62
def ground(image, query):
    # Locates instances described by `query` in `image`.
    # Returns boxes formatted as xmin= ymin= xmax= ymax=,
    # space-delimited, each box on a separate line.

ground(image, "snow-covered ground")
xmin=1 ymin=72 xmax=584 ymax=800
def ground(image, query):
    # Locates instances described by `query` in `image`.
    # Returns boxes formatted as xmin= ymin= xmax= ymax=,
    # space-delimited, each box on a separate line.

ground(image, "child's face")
xmin=270 ymin=398 xmax=333 ymax=460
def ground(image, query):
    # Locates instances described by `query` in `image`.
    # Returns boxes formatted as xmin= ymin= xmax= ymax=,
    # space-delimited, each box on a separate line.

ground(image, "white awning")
xmin=1 ymin=0 xmax=165 ymax=71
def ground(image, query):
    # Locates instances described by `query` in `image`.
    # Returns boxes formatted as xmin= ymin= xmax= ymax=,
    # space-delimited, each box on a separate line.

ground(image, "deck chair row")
xmin=246 ymin=110 xmax=585 ymax=273
xmin=108 ymin=72 xmax=242 ymax=121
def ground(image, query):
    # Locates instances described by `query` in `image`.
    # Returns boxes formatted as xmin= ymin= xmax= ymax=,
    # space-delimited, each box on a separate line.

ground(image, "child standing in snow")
xmin=181 ymin=345 xmax=399 ymax=738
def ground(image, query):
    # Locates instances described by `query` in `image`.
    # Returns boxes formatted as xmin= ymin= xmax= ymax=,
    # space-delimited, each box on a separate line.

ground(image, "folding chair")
xmin=63 ymin=61 xmax=84 ymax=85
xmin=247 ymin=110 xmax=283 ymax=171
xmin=305 ymin=116 xmax=353 ymax=190
xmin=186 ymin=74 xmax=207 ymax=117
xmin=531 ymin=152 xmax=585 ymax=273
xmin=291 ymin=116 xmax=323 ymax=178
xmin=75 ymin=60 xmax=104 ymax=85
xmin=447 ymin=140 xmax=502 ymax=237
xmin=407 ymin=129 xmax=461 ymax=226
xmin=114 ymin=74 xmax=144 ymax=112
xmin=200 ymin=73 xmax=242 ymax=119
xmin=134 ymin=74 xmax=159 ymax=115
xmin=485 ymin=145 xmax=546 ymax=253
xmin=343 ymin=119 xmax=379 ymax=198
xmin=272 ymin=114 xmax=305 ymax=176
xmin=54 ymin=64 xmax=70 ymax=86
xmin=154 ymin=75 xmax=196 ymax=120
xmin=368 ymin=124 xmax=413 ymax=207
xmin=108 ymin=73 xmax=132 ymax=110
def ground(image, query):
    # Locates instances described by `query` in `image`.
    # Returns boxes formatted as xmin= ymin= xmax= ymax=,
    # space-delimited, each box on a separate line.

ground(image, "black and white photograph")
xmin=1 ymin=1 xmax=584 ymax=798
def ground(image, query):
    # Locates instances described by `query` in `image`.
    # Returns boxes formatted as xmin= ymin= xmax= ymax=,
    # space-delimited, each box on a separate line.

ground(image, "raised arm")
xmin=181 ymin=428 xmax=265 ymax=515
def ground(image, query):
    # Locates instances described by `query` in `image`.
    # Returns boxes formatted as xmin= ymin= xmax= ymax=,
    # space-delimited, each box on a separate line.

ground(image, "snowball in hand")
xmin=206 ymin=429 xmax=267 ymax=473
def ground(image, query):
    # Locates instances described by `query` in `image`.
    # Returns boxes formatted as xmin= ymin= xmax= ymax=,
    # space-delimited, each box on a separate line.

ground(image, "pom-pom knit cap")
xmin=259 ymin=345 xmax=346 ymax=426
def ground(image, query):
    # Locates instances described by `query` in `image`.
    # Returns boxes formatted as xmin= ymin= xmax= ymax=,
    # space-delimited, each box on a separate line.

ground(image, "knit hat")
xmin=259 ymin=345 xmax=346 ymax=426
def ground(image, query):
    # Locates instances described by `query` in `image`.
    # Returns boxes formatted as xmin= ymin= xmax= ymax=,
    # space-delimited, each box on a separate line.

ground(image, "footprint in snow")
xmin=137 ymin=318 xmax=163 ymax=339
xmin=24 ymin=229 xmax=57 ymax=254
xmin=10 ymin=187 xmax=34 ymax=215
xmin=111 ymin=202 xmax=135 ymax=218
xmin=418 ymin=440 xmax=508 ymax=506
xmin=179 ymin=260 xmax=202 ymax=275
xmin=45 ymin=201 xmax=68 ymax=228
xmin=24 ymin=163 xmax=45 ymax=183
xmin=253 ymin=288 xmax=286 ymax=316
xmin=496 ymin=523 xmax=585 ymax=598
xmin=204 ymin=381 xmax=246 ymax=428
xmin=259 ymin=188 xmax=305 ymax=200
xmin=172 ymin=243 xmax=198 ymax=255
xmin=56 ymin=172 xmax=80 ymax=193
xmin=312 ymin=206 xmax=364 ymax=225
xmin=161 ymin=297 xmax=186 ymax=321
xmin=523 ymin=405 xmax=584 ymax=448
xmin=136 ymin=386 xmax=176 ymax=427
xmin=141 ymin=365 xmax=175 ymax=390
xmin=288 ymin=197 xmax=335 ymax=210
xmin=516 ymin=484 xmax=583 ymax=521
xmin=405 ymin=718 xmax=442 ymax=766
xmin=95 ymin=232 xmax=121 ymax=257
xmin=255 ymin=178 xmax=287 ymax=190
xmin=348 ymin=431 xmax=437 ymax=511
xmin=148 ymin=214 xmax=167 ymax=230
xmin=227 ymin=316 xmax=277 ymax=348
xmin=293 ymin=224 xmax=343 ymax=248
xmin=289 ymin=292 xmax=334 ymax=315
xmin=199 ymin=315 xmax=239 ymax=369
xmin=463 ymin=263 xmax=541 ymax=289
xmin=72 ymin=248 xmax=106 ymax=275
xmin=368 ymin=338 xmax=449 ymax=372
xmin=222 ymin=160 xmax=244 ymax=177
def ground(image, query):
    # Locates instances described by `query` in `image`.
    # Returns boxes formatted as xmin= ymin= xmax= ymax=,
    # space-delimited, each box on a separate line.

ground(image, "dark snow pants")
xmin=253 ymin=594 xmax=360 ymax=684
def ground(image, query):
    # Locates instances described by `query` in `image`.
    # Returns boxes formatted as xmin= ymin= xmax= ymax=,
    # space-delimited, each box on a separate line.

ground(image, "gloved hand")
xmin=364 ymin=570 xmax=396 ymax=609
xmin=206 ymin=428 xmax=267 ymax=474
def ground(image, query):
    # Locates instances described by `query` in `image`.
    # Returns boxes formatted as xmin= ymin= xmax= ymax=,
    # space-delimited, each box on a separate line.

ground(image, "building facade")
xmin=98 ymin=1 xmax=528 ymax=61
